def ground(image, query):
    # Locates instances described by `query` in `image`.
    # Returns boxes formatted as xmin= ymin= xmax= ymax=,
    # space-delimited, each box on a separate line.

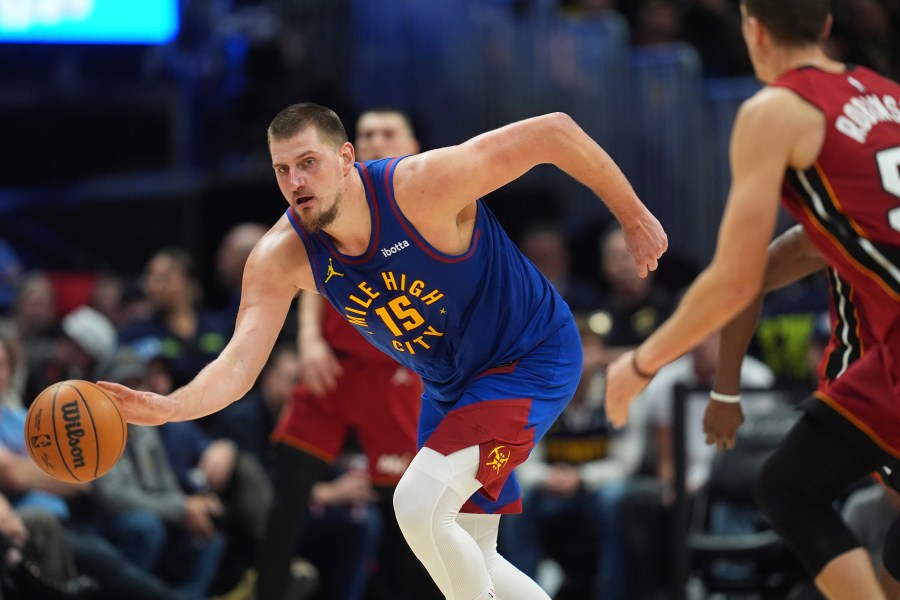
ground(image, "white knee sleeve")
xmin=393 ymin=446 xmax=493 ymax=600
xmin=458 ymin=514 xmax=550 ymax=600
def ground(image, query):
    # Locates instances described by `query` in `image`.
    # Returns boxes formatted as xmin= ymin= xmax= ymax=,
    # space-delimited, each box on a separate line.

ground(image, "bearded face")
xmin=293 ymin=189 xmax=344 ymax=233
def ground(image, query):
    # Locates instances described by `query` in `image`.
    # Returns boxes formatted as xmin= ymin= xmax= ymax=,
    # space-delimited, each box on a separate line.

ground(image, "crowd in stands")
xmin=0 ymin=203 xmax=879 ymax=599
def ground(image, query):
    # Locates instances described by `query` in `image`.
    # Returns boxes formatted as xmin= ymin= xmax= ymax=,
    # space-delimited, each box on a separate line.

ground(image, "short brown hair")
xmin=267 ymin=102 xmax=349 ymax=149
xmin=742 ymin=0 xmax=830 ymax=46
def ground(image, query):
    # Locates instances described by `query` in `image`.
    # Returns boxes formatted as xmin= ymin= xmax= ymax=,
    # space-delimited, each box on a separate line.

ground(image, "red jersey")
xmin=322 ymin=304 xmax=397 ymax=365
xmin=773 ymin=65 xmax=900 ymax=453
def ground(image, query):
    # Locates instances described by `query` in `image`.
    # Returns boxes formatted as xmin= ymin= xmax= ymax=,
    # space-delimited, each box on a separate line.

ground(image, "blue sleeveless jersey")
xmin=288 ymin=157 xmax=573 ymax=402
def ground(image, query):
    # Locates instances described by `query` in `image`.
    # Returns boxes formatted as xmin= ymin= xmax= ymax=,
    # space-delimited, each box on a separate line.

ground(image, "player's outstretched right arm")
xmin=703 ymin=225 xmax=827 ymax=448
xmin=100 ymin=217 xmax=313 ymax=425
xmin=395 ymin=113 xmax=668 ymax=277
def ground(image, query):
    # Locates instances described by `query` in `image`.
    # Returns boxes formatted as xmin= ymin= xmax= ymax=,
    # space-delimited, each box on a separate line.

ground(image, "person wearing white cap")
xmin=24 ymin=305 xmax=117 ymax=405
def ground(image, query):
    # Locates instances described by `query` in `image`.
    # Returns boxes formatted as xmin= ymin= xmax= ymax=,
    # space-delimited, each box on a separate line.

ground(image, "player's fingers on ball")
xmin=96 ymin=381 xmax=127 ymax=397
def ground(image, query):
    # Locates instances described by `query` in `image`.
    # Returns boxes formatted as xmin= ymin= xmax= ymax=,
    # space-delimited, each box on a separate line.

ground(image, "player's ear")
xmin=340 ymin=141 xmax=355 ymax=171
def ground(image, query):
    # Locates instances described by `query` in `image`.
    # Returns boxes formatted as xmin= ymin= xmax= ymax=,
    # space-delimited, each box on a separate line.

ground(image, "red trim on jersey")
xmin=813 ymin=165 xmax=900 ymax=300
xmin=271 ymin=432 xmax=337 ymax=464
xmin=383 ymin=157 xmax=483 ymax=263
xmin=474 ymin=360 xmax=520 ymax=379
xmin=813 ymin=390 xmax=899 ymax=456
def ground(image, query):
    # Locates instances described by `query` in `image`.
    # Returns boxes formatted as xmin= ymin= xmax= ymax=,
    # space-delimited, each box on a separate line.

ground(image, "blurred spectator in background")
xmin=215 ymin=222 xmax=268 ymax=328
xmin=212 ymin=339 xmax=385 ymax=599
xmin=591 ymin=224 xmax=675 ymax=364
xmin=681 ymin=0 xmax=752 ymax=77
xmin=0 ymin=333 xmax=199 ymax=600
xmin=24 ymin=306 xmax=117 ymax=408
xmin=0 ymin=490 xmax=100 ymax=600
xmin=88 ymin=418 xmax=227 ymax=599
xmin=208 ymin=343 xmax=297 ymax=470
xmin=6 ymin=273 xmax=57 ymax=350
xmin=641 ymin=331 xmax=774 ymax=502
xmin=842 ymin=479 xmax=900 ymax=578
xmin=0 ymin=239 xmax=24 ymax=317
xmin=0 ymin=331 xmax=96 ymax=599
xmin=750 ymin=272 xmax=830 ymax=402
xmin=118 ymin=248 xmax=229 ymax=394
xmin=112 ymin=346 xmax=271 ymax=597
xmin=292 ymin=449 xmax=383 ymax=600
xmin=828 ymin=0 xmax=900 ymax=81
xmin=632 ymin=0 xmax=682 ymax=47
xmin=519 ymin=222 xmax=602 ymax=315
xmin=87 ymin=273 xmax=129 ymax=331
xmin=614 ymin=330 xmax=774 ymax=599
xmin=1 ymin=273 xmax=59 ymax=406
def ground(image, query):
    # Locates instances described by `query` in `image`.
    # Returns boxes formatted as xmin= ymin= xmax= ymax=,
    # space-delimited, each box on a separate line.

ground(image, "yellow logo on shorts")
xmin=485 ymin=446 xmax=511 ymax=473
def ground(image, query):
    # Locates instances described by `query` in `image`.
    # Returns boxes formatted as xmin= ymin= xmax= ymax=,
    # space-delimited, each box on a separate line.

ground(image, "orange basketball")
xmin=25 ymin=380 xmax=127 ymax=483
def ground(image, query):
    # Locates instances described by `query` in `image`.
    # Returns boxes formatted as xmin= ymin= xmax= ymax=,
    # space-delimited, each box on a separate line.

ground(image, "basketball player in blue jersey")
xmin=100 ymin=103 xmax=667 ymax=599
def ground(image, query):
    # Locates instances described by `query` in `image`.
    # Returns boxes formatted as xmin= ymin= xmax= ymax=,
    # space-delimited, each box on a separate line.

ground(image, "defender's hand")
xmin=605 ymin=350 xmax=652 ymax=428
xmin=703 ymin=399 xmax=744 ymax=450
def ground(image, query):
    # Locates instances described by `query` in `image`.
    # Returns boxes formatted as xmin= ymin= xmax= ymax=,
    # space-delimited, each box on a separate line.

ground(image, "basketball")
xmin=25 ymin=380 xmax=127 ymax=483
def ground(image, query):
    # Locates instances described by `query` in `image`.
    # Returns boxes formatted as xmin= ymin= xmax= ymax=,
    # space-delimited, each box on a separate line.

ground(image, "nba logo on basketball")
xmin=30 ymin=434 xmax=51 ymax=448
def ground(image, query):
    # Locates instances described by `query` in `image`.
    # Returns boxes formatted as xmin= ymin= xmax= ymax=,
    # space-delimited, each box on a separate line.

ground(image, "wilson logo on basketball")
xmin=61 ymin=401 xmax=86 ymax=469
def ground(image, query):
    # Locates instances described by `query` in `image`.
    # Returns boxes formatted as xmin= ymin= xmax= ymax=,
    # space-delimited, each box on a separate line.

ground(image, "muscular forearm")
xmin=518 ymin=114 xmax=647 ymax=225
xmin=169 ymin=350 xmax=261 ymax=421
xmin=464 ymin=114 xmax=647 ymax=223
xmin=714 ymin=295 xmax=764 ymax=394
